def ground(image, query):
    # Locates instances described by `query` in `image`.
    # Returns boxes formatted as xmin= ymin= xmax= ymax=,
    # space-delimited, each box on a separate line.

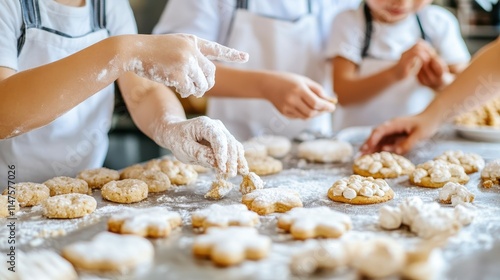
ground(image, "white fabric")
xmin=0 ymin=0 xmax=137 ymax=183
xmin=327 ymin=4 xmax=470 ymax=129
xmin=154 ymin=0 xmax=360 ymax=140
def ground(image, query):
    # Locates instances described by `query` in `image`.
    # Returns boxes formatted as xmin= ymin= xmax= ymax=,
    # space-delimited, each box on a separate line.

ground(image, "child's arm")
xmin=118 ymin=73 xmax=247 ymax=177
xmin=361 ymin=38 xmax=500 ymax=154
xmin=333 ymin=41 xmax=433 ymax=106
xmin=0 ymin=34 xmax=247 ymax=139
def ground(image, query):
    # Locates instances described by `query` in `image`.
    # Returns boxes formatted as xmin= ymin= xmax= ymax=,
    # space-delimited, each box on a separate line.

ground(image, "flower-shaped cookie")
xmin=191 ymin=204 xmax=259 ymax=230
xmin=410 ymin=160 xmax=469 ymax=188
xmin=353 ymin=152 xmax=415 ymax=179
xmin=328 ymin=175 xmax=394 ymax=205
xmin=108 ymin=207 xmax=182 ymax=238
xmin=193 ymin=227 xmax=271 ymax=266
xmin=434 ymin=150 xmax=484 ymax=174
xmin=242 ymin=188 xmax=303 ymax=215
xmin=277 ymin=207 xmax=352 ymax=239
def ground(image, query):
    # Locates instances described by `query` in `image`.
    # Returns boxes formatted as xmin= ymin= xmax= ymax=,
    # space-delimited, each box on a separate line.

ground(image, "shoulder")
xmin=332 ymin=7 xmax=363 ymax=26
xmin=418 ymin=5 xmax=459 ymax=26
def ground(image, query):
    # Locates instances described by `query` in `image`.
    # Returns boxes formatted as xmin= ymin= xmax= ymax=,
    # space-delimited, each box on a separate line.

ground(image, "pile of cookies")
xmin=455 ymin=97 xmax=500 ymax=128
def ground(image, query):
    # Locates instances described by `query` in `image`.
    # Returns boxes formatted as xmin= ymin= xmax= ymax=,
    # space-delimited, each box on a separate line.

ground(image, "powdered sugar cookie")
xmin=0 ymin=195 xmax=19 ymax=218
xmin=242 ymin=188 xmax=303 ymax=215
xmin=240 ymin=172 xmax=264 ymax=194
xmin=43 ymin=176 xmax=89 ymax=196
xmin=3 ymin=182 xmax=50 ymax=207
xmin=0 ymin=250 xmax=78 ymax=280
xmin=192 ymin=204 xmax=259 ymax=230
xmin=193 ymin=227 xmax=271 ymax=266
xmin=291 ymin=241 xmax=348 ymax=276
xmin=439 ymin=182 xmax=474 ymax=206
xmin=353 ymin=152 xmax=415 ymax=179
xmin=481 ymin=159 xmax=500 ymax=188
xmin=120 ymin=164 xmax=145 ymax=179
xmin=247 ymin=156 xmax=283 ymax=176
xmin=277 ymin=207 xmax=352 ymax=239
xmin=242 ymin=141 xmax=268 ymax=158
xmin=62 ymin=232 xmax=154 ymax=273
xmin=42 ymin=193 xmax=96 ymax=219
xmin=77 ymin=167 xmax=120 ymax=189
xmin=108 ymin=207 xmax=182 ymax=238
xmin=147 ymin=159 xmax=198 ymax=185
xmin=101 ymin=179 xmax=148 ymax=204
xmin=434 ymin=150 xmax=484 ymax=174
xmin=137 ymin=169 xmax=171 ymax=193
xmin=328 ymin=175 xmax=394 ymax=205
xmin=351 ymin=238 xmax=406 ymax=279
xmin=205 ymin=177 xmax=234 ymax=200
xmin=298 ymin=139 xmax=353 ymax=163
xmin=410 ymin=160 xmax=469 ymax=188
xmin=247 ymin=135 xmax=291 ymax=158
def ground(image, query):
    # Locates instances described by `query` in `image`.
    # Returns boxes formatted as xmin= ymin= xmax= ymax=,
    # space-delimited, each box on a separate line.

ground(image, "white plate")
xmin=454 ymin=125 xmax=500 ymax=142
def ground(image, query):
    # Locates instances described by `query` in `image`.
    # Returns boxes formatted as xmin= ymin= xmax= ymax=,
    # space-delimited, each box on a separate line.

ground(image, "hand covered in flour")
xmin=152 ymin=116 xmax=249 ymax=177
xmin=129 ymin=33 xmax=249 ymax=98
xmin=394 ymin=41 xmax=434 ymax=80
xmin=263 ymin=72 xmax=336 ymax=119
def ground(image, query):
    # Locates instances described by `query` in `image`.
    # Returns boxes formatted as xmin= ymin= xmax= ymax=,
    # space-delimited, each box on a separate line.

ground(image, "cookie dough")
xmin=246 ymin=156 xmax=283 ymax=176
xmin=3 ymin=182 xmax=50 ymax=207
xmin=77 ymin=167 xmax=120 ymax=189
xmin=434 ymin=150 xmax=485 ymax=174
xmin=353 ymin=152 xmax=415 ymax=179
xmin=101 ymin=179 xmax=148 ymax=204
xmin=481 ymin=159 xmax=500 ymax=188
xmin=137 ymin=169 xmax=171 ymax=193
xmin=108 ymin=207 xmax=182 ymax=238
xmin=298 ymin=139 xmax=353 ymax=163
xmin=246 ymin=135 xmax=291 ymax=158
xmin=42 ymin=193 xmax=97 ymax=219
xmin=410 ymin=160 xmax=469 ymax=188
xmin=192 ymin=204 xmax=259 ymax=230
xmin=204 ymin=177 xmax=234 ymax=200
xmin=43 ymin=176 xmax=89 ymax=196
xmin=240 ymin=172 xmax=264 ymax=194
xmin=242 ymin=188 xmax=303 ymax=215
xmin=242 ymin=141 xmax=268 ymax=158
xmin=328 ymin=175 xmax=394 ymax=205
xmin=0 ymin=195 xmax=19 ymax=218
xmin=439 ymin=182 xmax=474 ymax=206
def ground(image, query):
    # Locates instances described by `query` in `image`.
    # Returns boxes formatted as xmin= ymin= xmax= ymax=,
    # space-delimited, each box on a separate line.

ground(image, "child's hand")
xmin=261 ymin=72 xmax=337 ymax=119
xmin=130 ymin=34 xmax=249 ymax=99
xmin=417 ymin=55 xmax=450 ymax=90
xmin=394 ymin=41 xmax=434 ymax=80
xmin=151 ymin=115 xmax=248 ymax=178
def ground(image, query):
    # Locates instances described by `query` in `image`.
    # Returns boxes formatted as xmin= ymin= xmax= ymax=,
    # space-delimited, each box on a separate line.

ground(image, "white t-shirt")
xmin=326 ymin=4 xmax=470 ymax=66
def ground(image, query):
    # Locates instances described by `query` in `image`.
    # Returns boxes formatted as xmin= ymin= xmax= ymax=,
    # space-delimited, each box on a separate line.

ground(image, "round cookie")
xmin=42 ymin=193 xmax=97 ymax=219
xmin=101 ymin=179 xmax=148 ymax=204
xmin=3 ymin=182 xmax=50 ymax=207
xmin=137 ymin=169 xmax=171 ymax=193
xmin=353 ymin=152 xmax=415 ymax=179
xmin=0 ymin=195 xmax=19 ymax=218
xmin=148 ymin=159 xmax=198 ymax=185
xmin=77 ymin=167 xmax=120 ymax=189
xmin=409 ymin=175 xmax=469 ymax=189
xmin=120 ymin=164 xmax=146 ymax=179
xmin=410 ymin=160 xmax=469 ymax=188
xmin=434 ymin=150 xmax=485 ymax=174
xmin=247 ymin=156 xmax=283 ymax=176
xmin=242 ymin=141 xmax=268 ymax=158
xmin=43 ymin=176 xmax=89 ymax=196
xmin=246 ymin=135 xmax=291 ymax=158
xmin=328 ymin=175 xmax=395 ymax=205
xmin=298 ymin=139 xmax=353 ymax=163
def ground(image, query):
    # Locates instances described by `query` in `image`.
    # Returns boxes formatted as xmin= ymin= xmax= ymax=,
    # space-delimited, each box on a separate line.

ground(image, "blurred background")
xmin=104 ymin=0 xmax=500 ymax=169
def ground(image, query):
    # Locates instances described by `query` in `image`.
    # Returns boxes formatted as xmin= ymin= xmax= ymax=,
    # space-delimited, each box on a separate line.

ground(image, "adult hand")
xmin=262 ymin=72 xmax=337 ymax=119
xmin=152 ymin=115 xmax=248 ymax=178
xmin=131 ymin=34 xmax=249 ymax=98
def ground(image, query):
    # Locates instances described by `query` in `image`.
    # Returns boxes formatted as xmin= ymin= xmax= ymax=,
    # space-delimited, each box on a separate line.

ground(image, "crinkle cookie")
xmin=242 ymin=188 xmax=303 ymax=215
xmin=240 ymin=172 xmax=264 ymax=194
xmin=328 ymin=175 xmax=394 ymax=205
xmin=42 ymin=193 xmax=97 ymax=219
xmin=410 ymin=160 xmax=469 ymax=188
xmin=353 ymin=152 xmax=415 ymax=179
xmin=298 ymin=140 xmax=353 ymax=163
xmin=77 ymin=167 xmax=120 ymax=189
xmin=434 ymin=150 xmax=484 ymax=174
xmin=62 ymin=232 xmax=154 ymax=273
xmin=481 ymin=159 xmax=500 ymax=188
xmin=192 ymin=204 xmax=259 ymax=230
xmin=193 ymin=227 xmax=271 ymax=266
xmin=43 ymin=176 xmax=89 ymax=196
xmin=277 ymin=207 xmax=352 ymax=239
xmin=205 ymin=177 xmax=234 ymax=200
xmin=246 ymin=135 xmax=291 ymax=158
xmin=120 ymin=164 xmax=146 ymax=179
xmin=246 ymin=156 xmax=283 ymax=176
xmin=242 ymin=141 xmax=268 ymax=158
xmin=439 ymin=182 xmax=474 ymax=206
xmin=108 ymin=207 xmax=181 ymax=238
xmin=0 ymin=195 xmax=19 ymax=218
xmin=146 ymin=159 xmax=198 ymax=185
xmin=101 ymin=179 xmax=148 ymax=204
xmin=137 ymin=169 xmax=171 ymax=193
xmin=3 ymin=182 xmax=50 ymax=207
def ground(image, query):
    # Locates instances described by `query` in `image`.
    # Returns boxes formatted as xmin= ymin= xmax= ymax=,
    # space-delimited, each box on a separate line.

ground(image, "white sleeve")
xmin=152 ymin=0 xmax=232 ymax=43
xmin=423 ymin=6 xmax=471 ymax=64
xmin=318 ymin=0 xmax=361 ymax=41
xmin=0 ymin=1 xmax=22 ymax=71
xmin=106 ymin=1 xmax=138 ymax=36
xmin=325 ymin=10 xmax=365 ymax=65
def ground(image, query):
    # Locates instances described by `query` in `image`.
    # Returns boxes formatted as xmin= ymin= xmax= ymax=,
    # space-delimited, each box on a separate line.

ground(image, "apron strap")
xmin=362 ymin=3 xmax=427 ymax=58
xmin=17 ymin=0 xmax=42 ymax=56
xmin=90 ymin=0 xmax=107 ymax=32
xmin=237 ymin=0 xmax=312 ymax=14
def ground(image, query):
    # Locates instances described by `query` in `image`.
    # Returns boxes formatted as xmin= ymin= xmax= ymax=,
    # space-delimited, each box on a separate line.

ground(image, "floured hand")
xmin=152 ymin=115 xmax=248 ymax=178
xmin=127 ymin=34 xmax=249 ymax=98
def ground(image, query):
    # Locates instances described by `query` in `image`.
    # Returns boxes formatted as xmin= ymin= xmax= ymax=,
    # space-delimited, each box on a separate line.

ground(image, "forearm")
xmin=0 ymin=35 xmax=135 ymax=138
xmin=206 ymin=63 xmax=264 ymax=99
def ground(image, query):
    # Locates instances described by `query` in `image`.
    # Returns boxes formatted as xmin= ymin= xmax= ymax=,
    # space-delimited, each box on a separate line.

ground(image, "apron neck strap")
xmin=361 ymin=3 xmax=428 ymax=58
xmin=90 ymin=0 xmax=107 ymax=32
xmin=236 ymin=0 xmax=312 ymax=14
